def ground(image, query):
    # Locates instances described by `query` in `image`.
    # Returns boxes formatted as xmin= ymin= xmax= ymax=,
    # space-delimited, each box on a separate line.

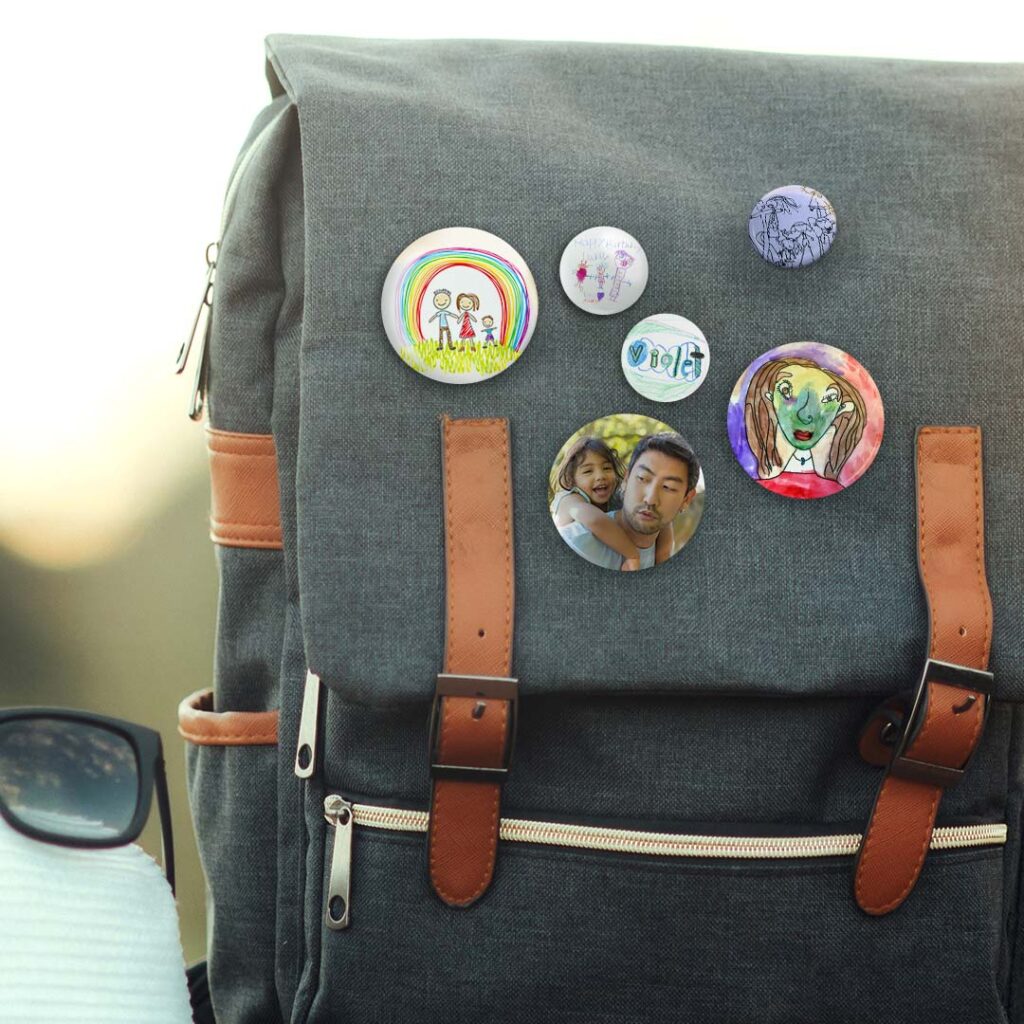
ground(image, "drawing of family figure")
xmin=750 ymin=193 xmax=836 ymax=267
xmin=574 ymin=248 xmax=635 ymax=304
xmin=550 ymin=428 xmax=701 ymax=572
xmin=427 ymin=288 xmax=497 ymax=351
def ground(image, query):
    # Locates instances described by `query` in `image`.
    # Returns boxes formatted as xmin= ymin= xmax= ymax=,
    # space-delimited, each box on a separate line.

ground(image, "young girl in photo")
xmin=550 ymin=436 xmax=674 ymax=570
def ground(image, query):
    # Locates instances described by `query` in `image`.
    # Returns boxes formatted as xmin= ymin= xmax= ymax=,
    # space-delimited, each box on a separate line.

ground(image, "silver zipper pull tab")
xmin=176 ymin=242 xmax=218 ymax=421
xmin=176 ymin=242 xmax=218 ymax=373
xmin=294 ymin=670 xmax=322 ymax=778
xmin=324 ymin=795 xmax=354 ymax=931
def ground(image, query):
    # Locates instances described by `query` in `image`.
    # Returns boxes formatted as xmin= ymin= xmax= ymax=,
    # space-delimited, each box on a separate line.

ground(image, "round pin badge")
xmin=748 ymin=186 xmax=837 ymax=268
xmin=548 ymin=413 xmax=705 ymax=572
xmin=621 ymin=314 xmax=709 ymax=403
xmin=727 ymin=341 xmax=884 ymax=500
xmin=381 ymin=227 xmax=538 ymax=384
xmin=559 ymin=227 xmax=648 ymax=315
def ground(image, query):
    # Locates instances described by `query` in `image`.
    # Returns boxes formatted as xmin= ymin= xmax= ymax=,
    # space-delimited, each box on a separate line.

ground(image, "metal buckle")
xmin=889 ymin=658 xmax=994 ymax=788
xmin=429 ymin=674 xmax=518 ymax=784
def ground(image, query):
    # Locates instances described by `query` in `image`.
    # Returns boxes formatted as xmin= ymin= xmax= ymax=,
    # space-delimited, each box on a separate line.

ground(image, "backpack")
xmin=176 ymin=34 xmax=1024 ymax=1024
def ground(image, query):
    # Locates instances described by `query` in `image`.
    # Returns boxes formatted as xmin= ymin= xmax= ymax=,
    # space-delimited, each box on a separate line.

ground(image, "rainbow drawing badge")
xmin=380 ymin=227 xmax=538 ymax=384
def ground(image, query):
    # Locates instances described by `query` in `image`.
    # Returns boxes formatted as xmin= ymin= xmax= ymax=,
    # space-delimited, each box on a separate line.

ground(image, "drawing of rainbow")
xmin=396 ymin=247 xmax=533 ymax=352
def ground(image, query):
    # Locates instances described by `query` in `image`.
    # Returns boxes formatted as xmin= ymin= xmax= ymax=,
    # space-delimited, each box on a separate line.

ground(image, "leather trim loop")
xmin=177 ymin=688 xmax=279 ymax=746
xmin=207 ymin=427 xmax=283 ymax=549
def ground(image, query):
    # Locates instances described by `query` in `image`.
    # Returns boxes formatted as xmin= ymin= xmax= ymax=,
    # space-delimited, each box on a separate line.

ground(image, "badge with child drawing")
xmin=380 ymin=227 xmax=539 ymax=384
xmin=558 ymin=227 xmax=648 ymax=316
xmin=621 ymin=314 xmax=710 ymax=402
xmin=727 ymin=341 xmax=884 ymax=500
xmin=549 ymin=414 xmax=705 ymax=572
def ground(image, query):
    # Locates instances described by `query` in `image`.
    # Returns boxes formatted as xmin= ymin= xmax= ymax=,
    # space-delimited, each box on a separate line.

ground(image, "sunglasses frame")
xmin=0 ymin=707 xmax=175 ymax=895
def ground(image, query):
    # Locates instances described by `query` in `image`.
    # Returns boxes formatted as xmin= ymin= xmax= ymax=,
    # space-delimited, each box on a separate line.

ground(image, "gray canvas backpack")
xmin=176 ymin=33 xmax=1024 ymax=1024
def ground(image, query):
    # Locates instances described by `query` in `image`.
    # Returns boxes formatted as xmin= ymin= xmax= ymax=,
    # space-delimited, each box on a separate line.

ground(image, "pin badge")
xmin=559 ymin=227 xmax=648 ymax=315
xmin=727 ymin=341 xmax=884 ymax=500
xmin=380 ymin=227 xmax=538 ymax=384
xmin=621 ymin=314 xmax=709 ymax=403
xmin=748 ymin=186 xmax=837 ymax=268
xmin=548 ymin=413 xmax=705 ymax=572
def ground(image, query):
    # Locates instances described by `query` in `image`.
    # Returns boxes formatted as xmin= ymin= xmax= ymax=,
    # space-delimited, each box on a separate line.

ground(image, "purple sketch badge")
xmin=748 ymin=186 xmax=837 ymax=269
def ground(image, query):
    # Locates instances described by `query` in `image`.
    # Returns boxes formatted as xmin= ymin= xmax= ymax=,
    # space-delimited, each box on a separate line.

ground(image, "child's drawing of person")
xmin=608 ymin=249 xmax=635 ymax=302
xmin=456 ymin=293 xmax=480 ymax=350
xmin=427 ymin=289 xmax=457 ymax=350
xmin=480 ymin=315 xmax=497 ymax=347
xmin=743 ymin=356 xmax=866 ymax=498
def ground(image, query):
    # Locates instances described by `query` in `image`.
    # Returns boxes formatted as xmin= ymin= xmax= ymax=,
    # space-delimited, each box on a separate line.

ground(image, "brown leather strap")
xmin=427 ymin=416 xmax=516 ymax=908
xmin=177 ymin=688 xmax=279 ymax=746
xmin=207 ymin=427 xmax=283 ymax=549
xmin=854 ymin=427 xmax=993 ymax=915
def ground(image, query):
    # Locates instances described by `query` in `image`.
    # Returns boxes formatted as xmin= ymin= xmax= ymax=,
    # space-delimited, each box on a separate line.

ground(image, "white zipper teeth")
xmin=350 ymin=803 xmax=1006 ymax=860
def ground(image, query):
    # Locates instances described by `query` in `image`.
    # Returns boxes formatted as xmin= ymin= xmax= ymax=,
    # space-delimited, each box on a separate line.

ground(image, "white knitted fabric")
xmin=0 ymin=817 xmax=192 ymax=1022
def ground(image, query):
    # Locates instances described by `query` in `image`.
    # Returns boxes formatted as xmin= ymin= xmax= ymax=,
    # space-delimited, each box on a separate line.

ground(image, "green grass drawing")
xmin=400 ymin=340 xmax=520 ymax=377
xmin=629 ymin=376 xmax=699 ymax=401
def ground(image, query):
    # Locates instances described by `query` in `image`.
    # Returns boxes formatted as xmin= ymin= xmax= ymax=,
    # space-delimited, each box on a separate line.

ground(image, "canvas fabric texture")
xmin=182 ymin=34 xmax=1024 ymax=1024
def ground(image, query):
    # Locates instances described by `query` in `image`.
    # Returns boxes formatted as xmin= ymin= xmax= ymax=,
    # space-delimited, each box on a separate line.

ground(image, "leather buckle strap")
xmin=854 ymin=427 xmax=993 ymax=916
xmin=427 ymin=417 xmax=516 ymax=908
xmin=429 ymin=674 xmax=519 ymax=783
xmin=888 ymin=659 xmax=993 ymax=787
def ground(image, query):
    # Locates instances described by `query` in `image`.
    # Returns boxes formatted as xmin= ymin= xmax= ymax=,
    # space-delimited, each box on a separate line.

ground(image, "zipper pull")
xmin=175 ymin=242 xmax=218 ymax=420
xmin=294 ymin=670 xmax=322 ymax=779
xmin=324 ymin=795 xmax=354 ymax=930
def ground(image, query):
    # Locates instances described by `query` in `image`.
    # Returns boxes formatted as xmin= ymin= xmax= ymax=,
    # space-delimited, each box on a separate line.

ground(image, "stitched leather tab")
xmin=207 ymin=427 xmax=283 ymax=549
xmin=177 ymin=688 xmax=279 ymax=746
xmin=854 ymin=427 xmax=992 ymax=915
xmin=427 ymin=417 xmax=516 ymax=908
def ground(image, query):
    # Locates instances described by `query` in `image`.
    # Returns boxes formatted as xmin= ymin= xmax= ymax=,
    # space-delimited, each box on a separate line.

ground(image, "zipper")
xmin=322 ymin=795 xmax=1006 ymax=926
xmin=294 ymin=670 xmax=322 ymax=779
xmin=324 ymin=795 xmax=354 ymax=931
xmin=174 ymin=241 xmax=217 ymax=420
xmin=174 ymin=105 xmax=291 ymax=420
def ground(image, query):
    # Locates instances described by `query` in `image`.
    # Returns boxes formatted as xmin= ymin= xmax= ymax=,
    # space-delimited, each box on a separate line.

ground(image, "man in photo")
xmin=558 ymin=432 xmax=699 ymax=571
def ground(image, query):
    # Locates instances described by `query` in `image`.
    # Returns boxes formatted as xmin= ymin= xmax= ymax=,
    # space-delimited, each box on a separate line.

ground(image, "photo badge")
xmin=549 ymin=413 xmax=705 ymax=572
xmin=727 ymin=341 xmax=884 ymax=500
xmin=381 ymin=227 xmax=538 ymax=384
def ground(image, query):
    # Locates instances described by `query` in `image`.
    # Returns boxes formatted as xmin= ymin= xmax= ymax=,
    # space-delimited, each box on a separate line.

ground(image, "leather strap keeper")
xmin=177 ymin=688 xmax=279 ymax=746
xmin=207 ymin=427 xmax=283 ymax=549
xmin=854 ymin=427 xmax=993 ymax=916
xmin=427 ymin=416 xmax=517 ymax=908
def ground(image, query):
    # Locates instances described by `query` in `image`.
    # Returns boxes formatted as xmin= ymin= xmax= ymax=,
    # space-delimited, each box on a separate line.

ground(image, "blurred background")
xmin=2 ymin=0 xmax=1020 ymax=966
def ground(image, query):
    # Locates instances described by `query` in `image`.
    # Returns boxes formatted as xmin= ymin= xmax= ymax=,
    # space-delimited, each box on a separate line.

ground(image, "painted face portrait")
xmin=728 ymin=342 xmax=884 ymax=500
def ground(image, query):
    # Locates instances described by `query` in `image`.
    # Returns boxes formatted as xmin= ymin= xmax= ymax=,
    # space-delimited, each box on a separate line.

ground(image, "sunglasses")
xmin=0 ymin=708 xmax=175 ymax=895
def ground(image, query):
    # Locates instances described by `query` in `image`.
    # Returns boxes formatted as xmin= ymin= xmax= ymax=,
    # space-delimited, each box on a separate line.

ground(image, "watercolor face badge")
xmin=621 ymin=314 xmax=710 ymax=403
xmin=548 ymin=413 xmax=705 ymax=572
xmin=381 ymin=227 xmax=538 ymax=384
xmin=728 ymin=342 xmax=883 ymax=500
xmin=559 ymin=227 xmax=648 ymax=315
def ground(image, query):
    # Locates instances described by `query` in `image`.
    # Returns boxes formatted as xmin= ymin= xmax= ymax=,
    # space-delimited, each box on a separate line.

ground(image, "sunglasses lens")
xmin=0 ymin=718 xmax=140 ymax=842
